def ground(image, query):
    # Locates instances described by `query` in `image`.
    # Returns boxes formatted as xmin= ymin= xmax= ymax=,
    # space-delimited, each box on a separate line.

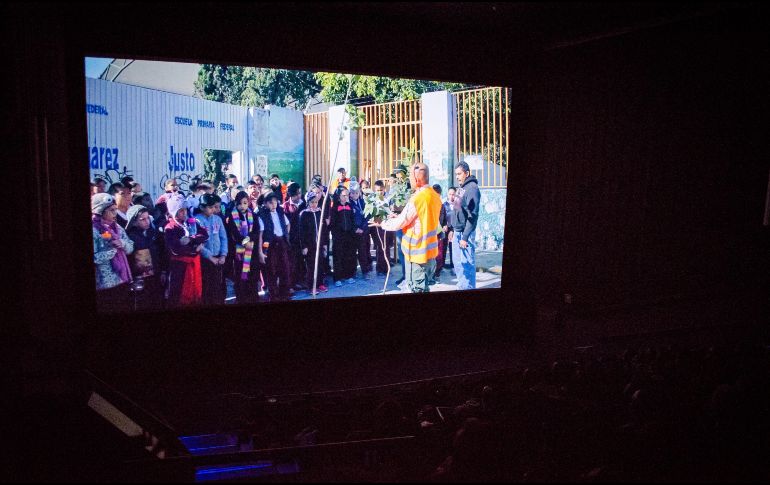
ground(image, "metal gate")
xmin=453 ymin=87 xmax=509 ymax=188
xmin=357 ymin=99 xmax=422 ymax=184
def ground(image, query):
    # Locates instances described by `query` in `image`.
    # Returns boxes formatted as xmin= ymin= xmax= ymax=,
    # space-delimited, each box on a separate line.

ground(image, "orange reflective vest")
xmin=401 ymin=187 xmax=442 ymax=264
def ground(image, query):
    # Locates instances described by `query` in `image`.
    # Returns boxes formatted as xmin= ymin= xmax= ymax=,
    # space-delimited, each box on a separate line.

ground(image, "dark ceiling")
xmin=4 ymin=2 xmax=763 ymax=85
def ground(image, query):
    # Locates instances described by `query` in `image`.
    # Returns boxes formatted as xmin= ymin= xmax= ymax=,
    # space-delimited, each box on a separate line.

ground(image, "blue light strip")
xmin=196 ymin=463 xmax=272 ymax=475
xmin=178 ymin=434 xmax=239 ymax=455
xmin=195 ymin=462 xmax=276 ymax=482
xmin=186 ymin=444 xmax=237 ymax=453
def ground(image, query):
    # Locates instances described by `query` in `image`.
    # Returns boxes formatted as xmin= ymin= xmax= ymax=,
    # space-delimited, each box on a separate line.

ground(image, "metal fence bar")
xmin=354 ymin=98 xmax=422 ymax=183
xmin=499 ymin=87 xmax=503 ymax=187
xmin=474 ymin=91 xmax=479 ymax=184
xmin=397 ymin=103 xmax=402 ymax=165
xmin=451 ymin=87 xmax=509 ymax=188
xmin=304 ymin=112 xmax=330 ymax=189
xmin=482 ymin=87 xmax=488 ymax=185
xmin=501 ymin=88 xmax=510 ymax=186
xmin=307 ymin=94 xmax=505 ymax=188
xmin=495 ymin=88 xmax=508 ymax=185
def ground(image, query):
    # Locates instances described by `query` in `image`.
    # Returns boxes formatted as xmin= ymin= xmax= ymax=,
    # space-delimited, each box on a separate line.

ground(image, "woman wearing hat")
xmin=92 ymin=192 xmax=135 ymax=313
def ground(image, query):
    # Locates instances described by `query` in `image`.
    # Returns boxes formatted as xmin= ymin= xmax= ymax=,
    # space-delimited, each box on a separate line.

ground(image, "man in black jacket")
xmin=450 ymin=161 xmax=481 ymax=289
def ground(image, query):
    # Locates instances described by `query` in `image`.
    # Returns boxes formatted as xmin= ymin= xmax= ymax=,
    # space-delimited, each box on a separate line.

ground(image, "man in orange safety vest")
xmin=372 ymin=162 xmax=442 ymax=293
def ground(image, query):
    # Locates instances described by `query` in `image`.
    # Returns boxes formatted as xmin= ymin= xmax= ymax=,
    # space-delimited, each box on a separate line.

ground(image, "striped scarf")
xmin=231 ymin=208 xmax=254 ymax=281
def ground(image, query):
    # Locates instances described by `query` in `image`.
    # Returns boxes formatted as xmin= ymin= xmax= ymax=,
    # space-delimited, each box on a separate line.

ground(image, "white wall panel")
xmin=86 ymin=78 xmax=248 ymax=201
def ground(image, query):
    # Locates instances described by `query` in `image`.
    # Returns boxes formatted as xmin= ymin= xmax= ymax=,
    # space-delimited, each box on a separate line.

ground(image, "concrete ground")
xmin=226 ymin=251 xmax=503 ymax=302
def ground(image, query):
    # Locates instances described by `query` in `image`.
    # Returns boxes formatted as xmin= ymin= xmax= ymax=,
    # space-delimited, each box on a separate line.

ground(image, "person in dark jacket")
xmin=226 ymin=191 xmax=260 ymax=305
xmin=348 ymin=184 xmax=372 ymax=279
xmin=450 ymin=161 xmax=481 ymax=289
xmin=283 ymin=182 xmax=307 ymax=290
xmin=299 ymin=191 xmax=329 ymax=293
xmin=149 ymin=200 xmax=171 ymax=287
xmin=432 ymin=184 xmax=449 ymax=281
xmin=257 ymin=192 xmax=292 ymax=301
xmin=312 ymin=183 xmax=333 ymax=284
xmin=125 ymin=205 xmax=164 ymax=310
xmin=329 ymin=187 xmax=357 ymax=286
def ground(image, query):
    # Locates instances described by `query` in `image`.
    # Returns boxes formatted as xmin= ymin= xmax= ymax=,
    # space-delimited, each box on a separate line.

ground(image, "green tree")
xmin=195 ymin=64 xmax=474 ymax=111
xmin=195 ymin=65 xmax=321 ymax=109
xmin=195 ymin=65 xmax=248 ymax=105
xmin=202 ymin=149 xmax=232 ymax=192
xmin=314 ymin=73 xmax=472 ymax=105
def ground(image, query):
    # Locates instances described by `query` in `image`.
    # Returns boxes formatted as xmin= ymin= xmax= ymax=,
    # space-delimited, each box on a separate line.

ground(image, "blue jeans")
xmin=452 ymin=231 xmax=476 ymax=289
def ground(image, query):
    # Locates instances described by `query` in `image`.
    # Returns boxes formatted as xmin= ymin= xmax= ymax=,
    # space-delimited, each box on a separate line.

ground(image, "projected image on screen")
xmin=86 ymin=58 xmax=509 ymax=312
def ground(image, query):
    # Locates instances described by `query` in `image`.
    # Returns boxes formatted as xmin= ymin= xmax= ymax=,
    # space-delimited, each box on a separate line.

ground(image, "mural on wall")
xmin=266 ymin=146 xmax=304 ymax=187
xmin=253 ymin=155 xmax=268 ymax=178
xmin=474 ymin=188 xmax=507 ymax=251
xmin=425 ymin=152 xmax=450 ymax=191
xmin=251 ymin=106 xmax=305 ymax=188
xmin=93 ymin=166 xmax=134 ymax=186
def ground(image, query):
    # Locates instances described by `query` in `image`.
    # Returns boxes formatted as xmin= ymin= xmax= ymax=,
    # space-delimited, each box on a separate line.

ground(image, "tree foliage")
xmin=195 ymin=64 xmax=474 ymax=110
xmin=195 ymin=65 xmax=322 ymax=109
xmin=202 ymin=149 xmax=232 ymax=192
xmin=314 ymin=73 xmax=472 ymax=104
xmin=195 ymin=65 xmax=247 ymax=105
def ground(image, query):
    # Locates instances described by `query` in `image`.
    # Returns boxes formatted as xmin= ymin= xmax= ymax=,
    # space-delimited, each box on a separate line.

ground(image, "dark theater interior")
xmin=3 ymin=2 xmax=769 ymax=482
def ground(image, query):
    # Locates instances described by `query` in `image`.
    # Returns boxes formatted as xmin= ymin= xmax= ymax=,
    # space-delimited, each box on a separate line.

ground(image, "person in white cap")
xmin=164 ymin=193 xmax=208 ymax=307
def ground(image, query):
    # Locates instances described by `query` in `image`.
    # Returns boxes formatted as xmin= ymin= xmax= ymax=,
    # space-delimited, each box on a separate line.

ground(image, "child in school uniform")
xmin=348 ymin=184 xmax=372 ymax=279
xmin=226 ymin=191 xmax=260 ymax=305
xmin=369 ymin=180 xmax=391 ymax=276
xmin=257 ymin=192 xmax=292 ymax=302
xmin=299 ymin=191 xmax=329 ymax=294
xmin=125 ymin=204 xmax=164 ymax=310
xmin=195 ymin=193 xmax=228 ymax=306
xmin=282 ymin=182 xmax=307 ymax=290
xmin=329 ymin=187 xmax=357 ymax=286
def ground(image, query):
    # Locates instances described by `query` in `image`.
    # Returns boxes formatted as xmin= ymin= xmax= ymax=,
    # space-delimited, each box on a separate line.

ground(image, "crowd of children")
xmin=90 ymin=169 xmax=456 ymax=311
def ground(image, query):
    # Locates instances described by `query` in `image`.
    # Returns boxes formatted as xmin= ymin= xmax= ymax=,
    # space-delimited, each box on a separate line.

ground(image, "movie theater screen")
xmin=85 ymin=58 xmax=509 ymax=313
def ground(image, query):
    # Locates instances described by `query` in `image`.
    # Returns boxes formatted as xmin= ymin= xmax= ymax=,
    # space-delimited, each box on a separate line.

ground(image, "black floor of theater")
xmin=5 ymin=286 xmax=768 ymax=482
